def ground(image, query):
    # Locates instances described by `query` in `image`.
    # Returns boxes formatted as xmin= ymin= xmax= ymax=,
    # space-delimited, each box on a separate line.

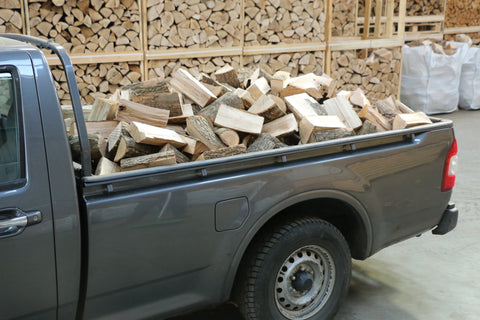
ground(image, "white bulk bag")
xmin=400 ymin=42 xmax=469 ymax=115
xmin=459 ymin=47 xmax=480 ymax=110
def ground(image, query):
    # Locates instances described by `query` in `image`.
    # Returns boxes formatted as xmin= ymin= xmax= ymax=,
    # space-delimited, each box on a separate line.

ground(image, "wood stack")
xmin=243 ymin=52 xmax=325 ymax=78
xmin=332 ymin=0 xmax=357 ymax=37
xmin=243 ymin=0 xmax=326 ymax=46
xmin=29 ymin=0 xmax=141 ymax=54
xmin=51 ymin=62 xmax=142 ymax=105
xmin=148 ymin=57 xmax=241 ymax=79
xmin=445 ymin=0 xmax=480 ymax=28
xmin=0 ymin=0 xmax=22 ymax=34
xmin=358 ymin=0 xmax=443 ymax=17
xmin=146 ymin=0 xmax=242 ymax=50
xmin=65 ymin=65 xmax=431 ymax=176
xmin=330 ymin=47 xmax=402 ymax=100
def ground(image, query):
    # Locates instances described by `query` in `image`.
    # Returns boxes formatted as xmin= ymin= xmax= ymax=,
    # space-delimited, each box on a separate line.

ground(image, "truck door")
xmin=0 ymin=60 xmax=57 ymax=318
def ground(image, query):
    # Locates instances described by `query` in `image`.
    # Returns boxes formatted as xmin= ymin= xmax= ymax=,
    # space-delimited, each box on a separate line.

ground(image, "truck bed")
xmin=78 ymin=118 xmax=454 ymax=319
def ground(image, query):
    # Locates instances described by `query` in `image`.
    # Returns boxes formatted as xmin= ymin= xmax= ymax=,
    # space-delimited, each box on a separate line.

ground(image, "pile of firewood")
xmin=332 ymin=0 xmax=356 ymax=37
xmin=29 ymin=0 xmax=141 ymax=54
xmin=53 ymin=62 xmax=142 ymax=105
xmin=65 ymin=65 xmax=431 ymax=176
xmin=445 ymin=0 xmax=480 ymax=28
xmin=243 ymin=0 xmax=326 ymax=46
xmin=331 ymin=47 xmax=402 ymax=100
xmin=407 ymin=38 xmax=459 ymax=55
xmin=146 ymin=0 xmax=242 ymax=50
xmin=0 ymin=0 xmax=22 ymax=34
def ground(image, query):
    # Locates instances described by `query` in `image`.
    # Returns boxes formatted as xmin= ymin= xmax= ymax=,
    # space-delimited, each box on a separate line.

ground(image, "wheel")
xmin=235 ymin=217 xmax=351 ymax=320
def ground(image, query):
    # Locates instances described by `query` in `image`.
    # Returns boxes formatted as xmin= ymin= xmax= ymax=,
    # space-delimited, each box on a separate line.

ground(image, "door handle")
xmin=0 ymin=209 xmax=42 ymax=239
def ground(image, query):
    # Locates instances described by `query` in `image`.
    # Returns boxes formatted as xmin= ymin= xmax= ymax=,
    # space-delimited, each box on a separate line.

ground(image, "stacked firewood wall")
xmin=0 ymin=0 xmax=23 ymax=34
xmin=148 ymin=57 xmax=241 ymax=79
xmin=2 ymin=0 xmax=410 ymax=104
xmin=146 ymin=0 xmax=242 ymax=50
xmin=52 ymin=62 xmax=142 ymax=105
xmin=445 ymin=0 xmax=480 ymax=28
xmin=331 ymin=47 xmax=402 ymax=100
xmin=358 ymin=0 xmax=444 ymax=16
xmin=28 ymin=0 xmax=142 ymax=53
xmin=243 ymin=52 xmax=324 ymax=77
xmin=331 ymin=0 xmax=357 ymax=37
xmin=243 ymin=0 xmax=326 ymax=45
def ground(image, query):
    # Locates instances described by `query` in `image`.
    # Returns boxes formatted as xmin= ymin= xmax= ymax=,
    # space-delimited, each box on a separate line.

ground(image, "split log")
xmin=247 ymin=134 xmax=287 ymax=153
xmin=88 ymin=98 xmax=119 ymax=121
xmin=120 ymin=150 xmax=176 ymax=171
xmin=198 ymin=92 xmax=244 ymax=122
xmin=168 ymin=104 xmax=194 ymax=124
xmin=247 ymin=77 xmax=270 ymax=100
xmin=186 ymin=115 xmax=225 ymax=150
xmin=215 ymin=128 xmax=240 ymax=147
xmin=95 ymin=157 xmax=120 ymax=176
xmin=196 ymin=145 xmax=247 ymax=161
xmin=323 ymin=96 xmax=363 ymax=129
xmin=233 ymin=88 xmax=256 ymax=108
xmin=116 ymin=99 xmax=169 ymax=128
xmin=127 ymin=121 xmax=187 ymax=148
xmin=374 ymin=100 xmax=399 ymax=120
xmin=309 ymin=128 xmax=355 ymax=143
xmin=261 ymin=114 xmax=298 ymax=138
xmin=271 ymin=71 xmax=291 ymax=94
xmin=69 ymin=133 xmax=102 ymax=164
xmin=286 ymin=73 xmax=335 ymax=99
xmin=214 ymin=64 xmax=241 ymax=88
xmin=393 ymin=112 xmax=432 ymax=130
xmin=70 ymin=120 xmax=119 ymax=141
xmin=170 ymin=68 xmax=217 ymax=107
xmin=248 ymin=94 xmax=286 ymax=121
xmin=160 ymin=144 xmax=190 ymax=164
xmin=182 ymin=135 xmax=209 ymax=156
xmin=214 ymin=105 xmax=264 ymax=135
xmin=349 ymin=88 xmax=371 ymax=108
xmin=285 ymin=93 xmax=327 ymax=120
xmin=357 ymin=120 xmax=378 ymax=135
xmin=299 ymin=115 xmax=347 ymax=144
xmin=114 ymin=134 xmax=158 ymax=162
xmin=121 ymin=78 xmax=170 ymax=100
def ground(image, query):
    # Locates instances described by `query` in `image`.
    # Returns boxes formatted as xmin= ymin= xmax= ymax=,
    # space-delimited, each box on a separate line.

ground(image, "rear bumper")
xmin=432 ymin=202 xmax=458 ymax=235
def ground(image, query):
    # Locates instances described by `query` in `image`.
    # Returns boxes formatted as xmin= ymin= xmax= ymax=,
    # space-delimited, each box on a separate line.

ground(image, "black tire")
xmin=235 ymin=217 xmax=351 ymax=320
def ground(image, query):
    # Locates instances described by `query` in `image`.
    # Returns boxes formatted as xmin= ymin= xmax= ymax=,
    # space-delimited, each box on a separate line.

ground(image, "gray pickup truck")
xmin=0 ymin=34 xmax=458 ymax=320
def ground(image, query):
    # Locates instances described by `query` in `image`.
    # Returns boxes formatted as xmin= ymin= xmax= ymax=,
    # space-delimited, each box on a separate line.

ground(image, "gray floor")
xmin=169 ymin=110 xmax=480 ymax=320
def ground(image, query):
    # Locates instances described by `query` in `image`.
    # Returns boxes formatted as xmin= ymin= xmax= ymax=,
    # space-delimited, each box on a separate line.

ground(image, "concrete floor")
xmin=169 ymin=110 xmax=480 ymax=320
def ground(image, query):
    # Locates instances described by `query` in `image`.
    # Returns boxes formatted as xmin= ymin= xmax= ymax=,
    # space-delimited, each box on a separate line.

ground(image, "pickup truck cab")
xmin=0 ymin=34 xmax=458 ymax=320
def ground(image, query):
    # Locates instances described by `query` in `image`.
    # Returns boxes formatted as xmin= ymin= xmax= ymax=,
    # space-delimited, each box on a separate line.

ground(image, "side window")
xmin=0 ymin=71 xmax=23 ymax=188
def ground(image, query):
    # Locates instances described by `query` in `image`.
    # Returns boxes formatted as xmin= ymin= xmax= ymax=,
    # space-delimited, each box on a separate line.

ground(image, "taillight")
xmin=441 ymin=139 xmax=458 ymax=192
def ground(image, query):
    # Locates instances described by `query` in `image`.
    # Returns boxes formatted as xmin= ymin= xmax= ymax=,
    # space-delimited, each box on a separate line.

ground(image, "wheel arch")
xmin=223 ymin=189 xmax=372 ymax=299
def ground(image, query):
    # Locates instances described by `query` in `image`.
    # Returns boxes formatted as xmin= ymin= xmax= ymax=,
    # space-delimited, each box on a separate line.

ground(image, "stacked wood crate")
xmin=444 ymin=0 xmax=480 ymax=46
xmin=331 ymin=47 xmax=402 ymax=99
xmin=29 ymin=0 xmax=142 ymax=53
xmin=0 ymin=0 xmax=23 ymax=34
xmin=146 ymin=0 xmax=242 ymax=50
xmin=243 ymin=0 xmax=326 ymax=45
